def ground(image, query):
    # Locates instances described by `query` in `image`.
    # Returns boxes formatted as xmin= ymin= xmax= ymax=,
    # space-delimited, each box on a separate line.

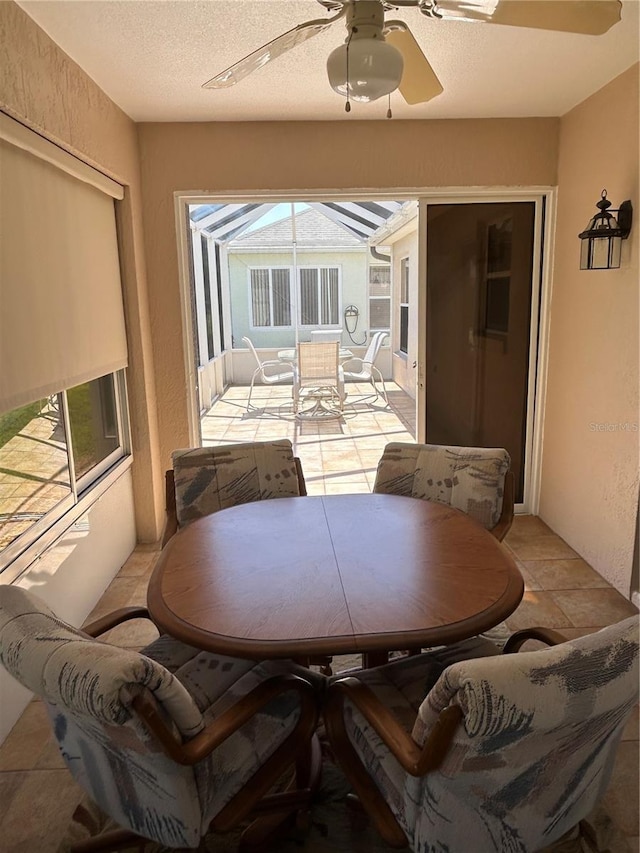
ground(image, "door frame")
xmin=417 ymin=189 xmax=556 ymax=514
xmin=174 ymin=186 xmax=556 ymax=514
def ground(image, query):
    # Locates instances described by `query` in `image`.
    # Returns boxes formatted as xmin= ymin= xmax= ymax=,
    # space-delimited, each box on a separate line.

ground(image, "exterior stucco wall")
xmin=228 ymin=247 xmax=367 ymax=349
xmin=539 ymin=64 xmax=639 ymax=595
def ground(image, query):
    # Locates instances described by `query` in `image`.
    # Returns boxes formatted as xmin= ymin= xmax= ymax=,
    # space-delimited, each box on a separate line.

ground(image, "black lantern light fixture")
xmin=578 ymin=189 xmax=633 ymax=270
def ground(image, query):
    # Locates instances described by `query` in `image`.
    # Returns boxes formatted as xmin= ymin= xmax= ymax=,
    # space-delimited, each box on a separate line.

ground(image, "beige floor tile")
xmin=549 ymin=589 xmax=638 ymax=628
xmin=506 ymin=515 xmax=554 ymax=537
xmin=0 ymin=700 xmax=51 ymax=771
xmin=602 ymin=740 xmax=639 ymax=837
xmin=517 ymin=563 xmax=543 ymax=591
xmin=506 ymin=591 xmax=574 ymax=631
xmin=522 ymin=558 xmax=611 ymax=590
xmin=116 ymin=549 xmax=159 ymax=577
xmin=0 ymin=771 xmax=26 ymax=825
xmin=0 ymin=769 xmax=82 ymax=853
xmin=324 ymin=481 xmax=370 ymax=495
xmin=506 ymin=533 xmax=579 ymax=561
xmin=621 ymin=704 xmax=639 ymax=741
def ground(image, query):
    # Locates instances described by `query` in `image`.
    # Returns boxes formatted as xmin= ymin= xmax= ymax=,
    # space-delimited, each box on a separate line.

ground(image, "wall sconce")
xmin=578 ymin=189 xmax=633 ymax=270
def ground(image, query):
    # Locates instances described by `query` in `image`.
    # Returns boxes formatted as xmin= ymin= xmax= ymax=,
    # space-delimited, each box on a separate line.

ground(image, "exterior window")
xmin=299 ymin=267 xmax=340 ymax=326
xmin=399 ymin=257 xmax=409 ymax=355
xmin=369 ymin=264 xmax=391 ymax=331
xmin=0 ymin=371 xmax=129 ymax=569
xmin=250 ymin=268 xmax=292 ymax=327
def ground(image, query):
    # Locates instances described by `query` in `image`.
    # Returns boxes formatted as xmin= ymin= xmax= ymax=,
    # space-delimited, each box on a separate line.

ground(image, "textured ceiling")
xmin=17 ymin=0 xmax=640 ymax=122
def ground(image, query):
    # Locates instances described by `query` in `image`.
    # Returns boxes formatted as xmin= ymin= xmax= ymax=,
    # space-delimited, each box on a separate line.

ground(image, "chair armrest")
xmin=341 ymin=357 xmax=363 ymax=372
xmin=82 ymin=607 xmax=155 ymax=638
xmin=133 ymin=673 xmax=318 ymax=766
xmin=324 ymin=676 xmax=462 ymax=777
xmin=490 ymin=470 xmax=515 ymax=542
xmin=294 ymin=457 xmax=308 ymax=496
xmin=502 ymin=626 xmax=568 ymax=654
xmin=161 ymin=469 xmax=178 ymax=548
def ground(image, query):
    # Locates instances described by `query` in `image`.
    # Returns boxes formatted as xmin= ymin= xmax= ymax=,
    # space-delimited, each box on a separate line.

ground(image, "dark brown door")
xmin=425 ymin=202 xmax=536 ymax=502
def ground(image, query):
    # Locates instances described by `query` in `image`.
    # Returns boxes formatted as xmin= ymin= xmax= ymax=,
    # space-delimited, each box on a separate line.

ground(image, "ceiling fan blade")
xmin=385 ymin=25 xmax=444 ymax=105
xmin=434 ymin=0 xmax=622 ymax=35
xmin=203 ymin=9 xmax=346 ymax=89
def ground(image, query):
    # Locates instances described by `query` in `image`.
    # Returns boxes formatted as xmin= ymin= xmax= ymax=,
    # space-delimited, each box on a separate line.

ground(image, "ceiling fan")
xmin=203 ymin=0 xmax=622 ymax=108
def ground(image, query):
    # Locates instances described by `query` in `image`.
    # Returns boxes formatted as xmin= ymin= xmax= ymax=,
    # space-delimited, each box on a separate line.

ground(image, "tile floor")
xmin=0 ymin=383 xmax=638 ymax=851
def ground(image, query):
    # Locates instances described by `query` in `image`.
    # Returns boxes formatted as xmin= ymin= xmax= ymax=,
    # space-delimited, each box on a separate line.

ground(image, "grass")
xmin=0 ymin=400 xmax=45 ymax=448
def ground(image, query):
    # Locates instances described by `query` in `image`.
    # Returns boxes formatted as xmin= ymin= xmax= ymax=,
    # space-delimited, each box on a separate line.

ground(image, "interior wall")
xmin=0 ymin=2 xmax=163 ymax=542
xmin=137 ymin=118 xmax=559 ymax=467
xmin=539 ymin=64 xmax=639 ymax=596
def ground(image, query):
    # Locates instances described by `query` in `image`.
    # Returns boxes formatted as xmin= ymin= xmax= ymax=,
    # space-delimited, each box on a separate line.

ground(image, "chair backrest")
xmin=310 ymin=329 xmax=342 ymax=343
xmin=242 ymin=336 xmax=263 ymax=370
xmin=171 ymin=439 xmax=304 ymax=529
xmin=363 ymin=330 xmax=388 ymax=365
xmin=373 ymin=441 xmax=510 ymax=531
xmin=296 ymin=341 xmax=340 ymax=389
xmin=410 ymin=616 xmax=639 ymax=853
xmin=0 ymin=585 xmax=205 ymax=848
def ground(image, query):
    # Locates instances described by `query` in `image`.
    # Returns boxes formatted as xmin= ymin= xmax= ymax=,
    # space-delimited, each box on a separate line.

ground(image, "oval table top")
xmin=148 ymin=494 xmax=524 ymax=659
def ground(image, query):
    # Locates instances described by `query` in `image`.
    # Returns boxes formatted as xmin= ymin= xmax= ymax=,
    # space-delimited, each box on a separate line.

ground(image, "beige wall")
xmin=0 ymin=2 xmax=164 ymax=540
xmin=540 ymin=64 xmax=639 ymax=595
xmin=137 ymin=118 xmax=559 ymax=466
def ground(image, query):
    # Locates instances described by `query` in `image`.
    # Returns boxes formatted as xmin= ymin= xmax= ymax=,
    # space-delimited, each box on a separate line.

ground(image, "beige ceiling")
xmin=17 ymin=0 xmax=640 ymax=122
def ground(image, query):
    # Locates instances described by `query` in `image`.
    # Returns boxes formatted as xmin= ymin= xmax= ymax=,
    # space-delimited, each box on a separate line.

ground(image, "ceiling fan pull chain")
xmin=387 ymin=93 xmax=392 ymax=119
xmin=345 ymin=28 xmax=353 ymax=113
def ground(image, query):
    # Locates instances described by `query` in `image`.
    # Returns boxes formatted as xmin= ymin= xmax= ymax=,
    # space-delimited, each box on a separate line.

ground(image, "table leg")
xmin=362 ymin=651 xmax=389 ymax=669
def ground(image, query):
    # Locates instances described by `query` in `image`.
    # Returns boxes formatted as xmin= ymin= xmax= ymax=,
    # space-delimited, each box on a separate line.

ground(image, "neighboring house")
xmin=228 ymin=208 xmax=369 ymax=349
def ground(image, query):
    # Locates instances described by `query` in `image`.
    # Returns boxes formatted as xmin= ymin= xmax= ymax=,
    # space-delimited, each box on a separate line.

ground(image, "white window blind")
xmin=0 ymin=117 xmax=128 ymax=414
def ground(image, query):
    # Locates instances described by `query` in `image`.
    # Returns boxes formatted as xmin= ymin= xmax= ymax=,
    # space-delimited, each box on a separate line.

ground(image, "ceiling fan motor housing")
xmin=327 ymin=0 xmax=404 ymax=102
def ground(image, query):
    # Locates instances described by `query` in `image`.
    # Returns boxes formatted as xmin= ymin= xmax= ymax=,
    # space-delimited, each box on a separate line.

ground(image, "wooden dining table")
xmin=147 ymin=494 xmax=524 ymax=663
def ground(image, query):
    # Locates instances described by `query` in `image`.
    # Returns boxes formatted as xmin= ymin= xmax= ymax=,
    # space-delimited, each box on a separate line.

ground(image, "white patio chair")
xmin=293 ymin=341 xmax=346 ymax=418
xmin=242 ymin=336 xmax=294 ymax=411
xmin=342 ymin=330 xmax=388 ymax=403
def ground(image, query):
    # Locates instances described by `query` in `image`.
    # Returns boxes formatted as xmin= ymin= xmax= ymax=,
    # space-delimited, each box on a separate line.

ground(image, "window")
xmin=399 ymin=257 xmax=410 ymax=355
xmin=248 ymin=266 xmax=341 ymax=329
xmin=299 ymin=267 xmax=340 ymax=326
xmin=250 ymin=268 xmax=292 ymax=327
xmin=480 ymin=218 xmax=512 ymax=336
xmin=0 ymin=371 xmax=129 ymax=569
xmin=369 ymin=264 xmax=391 ymax=331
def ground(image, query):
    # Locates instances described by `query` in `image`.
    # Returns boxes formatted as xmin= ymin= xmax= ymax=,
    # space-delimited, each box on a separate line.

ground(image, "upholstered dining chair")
xmin=293 ymin=341 xmax=346 ymax=417
xmin=162 ymin=439 xmax=307 ymax=548
xmin=373 ymin=441 xmax=514 ymax=541
xmin=0 ymin=585 xmax=321 ymax=852
xmin=242 ymin=336 xmax=294 ymax=411
xmin=342 ymin=331 xmax=389 ymax=403
xmin=324 ymin=617 xmax=639 ymax=852
xmin=162 ymin=440 xmax=332 ymax=674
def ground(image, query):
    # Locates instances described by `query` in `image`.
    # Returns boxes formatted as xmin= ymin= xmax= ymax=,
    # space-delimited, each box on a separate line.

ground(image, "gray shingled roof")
xmin=229 ymin=208 xmax=362 ymax=248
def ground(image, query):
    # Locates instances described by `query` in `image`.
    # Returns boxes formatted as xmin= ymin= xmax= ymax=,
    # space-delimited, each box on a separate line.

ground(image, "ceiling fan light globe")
xmin=326 ymin=38 xmax=403 ymax=103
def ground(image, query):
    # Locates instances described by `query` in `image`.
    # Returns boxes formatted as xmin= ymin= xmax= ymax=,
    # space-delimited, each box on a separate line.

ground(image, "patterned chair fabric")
xmin=0 ymin=585 xmax=318 ymax=849
xmin=334 ymin=617 xmax=639 ymax=853
xmin=172 ymin=439 xmax=302 ymax=529
xmin=373 ymin=442 xmax=510 ymax=531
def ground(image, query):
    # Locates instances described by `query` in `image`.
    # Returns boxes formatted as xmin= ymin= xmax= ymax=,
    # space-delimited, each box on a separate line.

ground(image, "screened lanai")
xmin=184 ymin=198 xmax=416 ymax=418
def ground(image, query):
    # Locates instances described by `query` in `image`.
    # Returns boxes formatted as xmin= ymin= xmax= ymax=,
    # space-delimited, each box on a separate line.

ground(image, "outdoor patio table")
xmin=147 ymin=494 xmax=524 ymax=664
xmin=277 ymin=347 xmax=353 ymax=362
